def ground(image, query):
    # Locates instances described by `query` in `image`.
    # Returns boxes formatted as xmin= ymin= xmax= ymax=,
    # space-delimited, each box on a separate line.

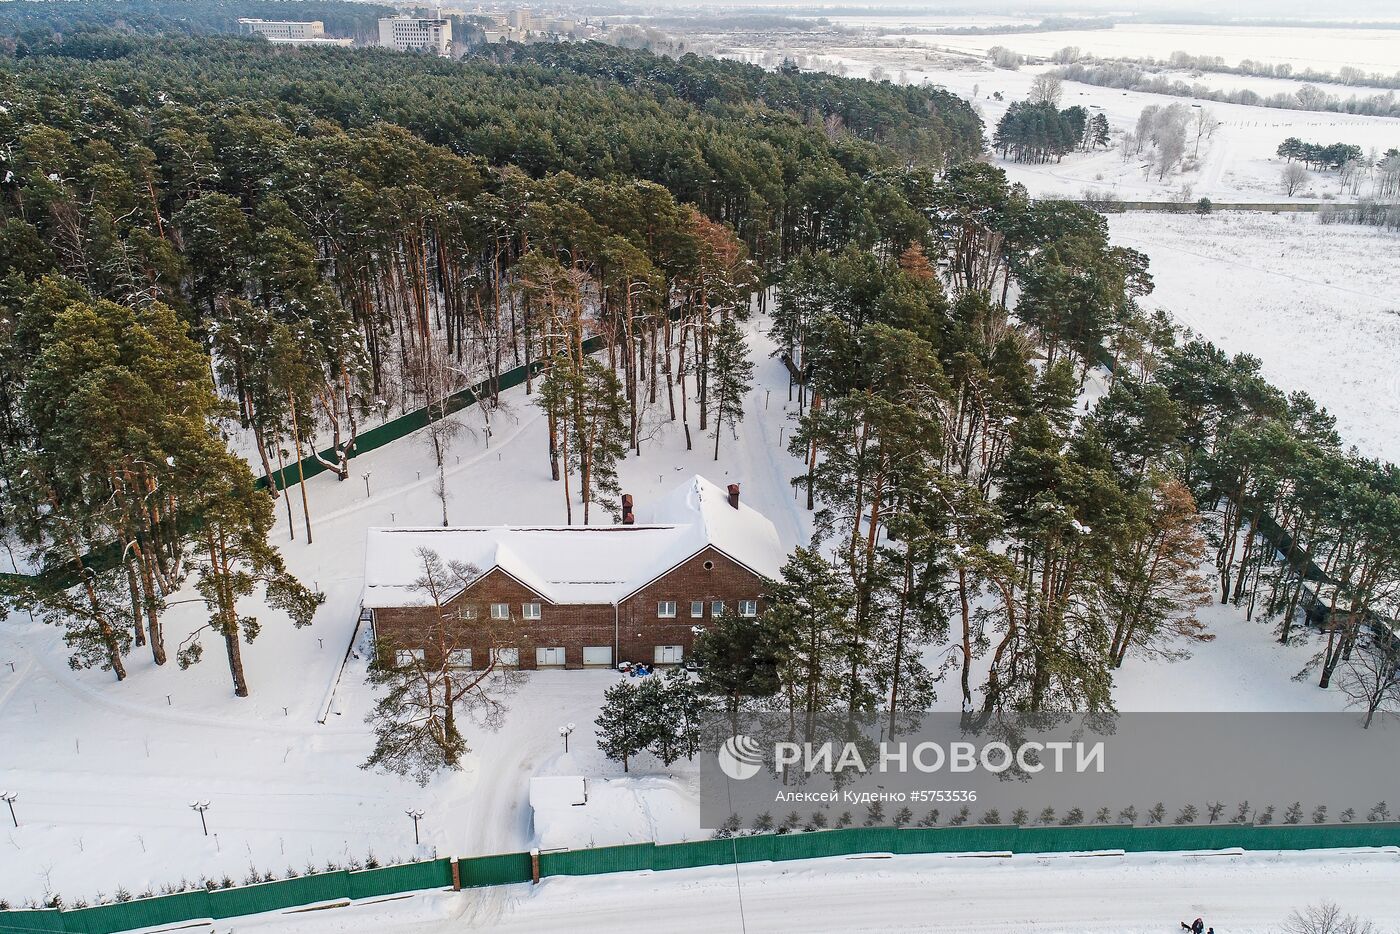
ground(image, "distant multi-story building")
xmin=378 ymin=16 xmax=453 ymax=55
xmin=236 ymin=18 xmax=353 ymax=46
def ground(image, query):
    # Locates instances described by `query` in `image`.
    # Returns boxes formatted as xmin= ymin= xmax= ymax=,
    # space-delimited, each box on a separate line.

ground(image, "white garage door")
xmin=654 ymin=645 xmax=684 ymax=664
xmin=536 ymin=646 xmax=566 ymax=667
xmin=582 ymin=646 xmax=613 ymax=667
xmin=492 ymin=647 xmax=519 ymax=668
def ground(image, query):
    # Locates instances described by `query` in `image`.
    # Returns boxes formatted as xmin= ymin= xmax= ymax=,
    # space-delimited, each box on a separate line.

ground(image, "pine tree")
xmin=596 ymin=678 xmax=649 ymax=772
xmin=763 ymin=548 xmax=857 ymax=740
xmin=1090 ymin=112 xmax=1111 ymax=149
xmin=660 ymin=667 xmax=711 ymax=761
xmin=178 ymin=443 xmax=322 ymax=697
xmin=710 ymin=312 xmax=754 ymax=461
xmin=694 ymin=611 xmax=782 ymax=722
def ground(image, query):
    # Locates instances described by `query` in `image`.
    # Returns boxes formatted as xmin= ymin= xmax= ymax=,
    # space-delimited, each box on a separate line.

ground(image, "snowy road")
xmin=236 ymin=849 xmax=1400 ymax=933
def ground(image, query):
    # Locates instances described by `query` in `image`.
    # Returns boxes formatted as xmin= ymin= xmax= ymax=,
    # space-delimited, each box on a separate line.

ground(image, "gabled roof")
xmin=361 ymin=475 xmax=784 ymax=609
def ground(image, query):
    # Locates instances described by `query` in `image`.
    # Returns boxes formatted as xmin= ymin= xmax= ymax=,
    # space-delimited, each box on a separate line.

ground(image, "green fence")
xmin=0 ymin=334 xmax=611 ymax=596
xmin=5 ymin=824 xmax=1400 ymax=933
xmin=0 ymin=859 xmax=453 ymax=934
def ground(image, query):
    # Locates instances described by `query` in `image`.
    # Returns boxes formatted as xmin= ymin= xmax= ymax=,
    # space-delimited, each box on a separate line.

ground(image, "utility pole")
xmin=0 ymin=792 xmax=16 ymax=827
xmin=406 ymin=808 xmax=424 ymax=845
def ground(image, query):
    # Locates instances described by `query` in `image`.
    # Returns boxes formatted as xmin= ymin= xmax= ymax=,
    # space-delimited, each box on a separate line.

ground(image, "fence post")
xmin=451 ymin=856 xmax=462 ymax=891
xmin=531 ymin=848 xmax=541 ymax=884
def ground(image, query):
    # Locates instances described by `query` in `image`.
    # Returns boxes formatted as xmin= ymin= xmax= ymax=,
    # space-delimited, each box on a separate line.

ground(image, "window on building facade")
xmin=490 ymin=603 xmax=510 ymax=620
xmin=690 ymin=600 xmax=704 ymax=618
xmin=657 ymin=600 xmax=677 ymax=618
xmin=739 ymin=600 xmax=758 ymax=617
xmin=456 ymin=606 xmax=477 ymax=620
xmin=447 ymin=649 xmax=473 ymax=668
xmin=711 ymin=600 xmax=725 ymax=616
xmin=521 ymin=602 xmax=541 ymax=620
xmin=394 ymin=648 xmax=425 ymax=668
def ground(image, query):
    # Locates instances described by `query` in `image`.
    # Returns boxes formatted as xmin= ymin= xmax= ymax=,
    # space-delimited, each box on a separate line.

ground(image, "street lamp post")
xmin=0 ymin=791 xmax=17 ymax=828
xmin=406 ymin=808 xmax=424 ymax=845
xmin=558 ymin=723 xmax=576 ymax=754
xmin=189 ymin=801 xmax=210 ymax=836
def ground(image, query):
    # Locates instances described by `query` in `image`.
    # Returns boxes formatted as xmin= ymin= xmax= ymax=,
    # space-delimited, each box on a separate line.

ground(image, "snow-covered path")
xmin=236 ymin=849 xmax=1400 ymax=933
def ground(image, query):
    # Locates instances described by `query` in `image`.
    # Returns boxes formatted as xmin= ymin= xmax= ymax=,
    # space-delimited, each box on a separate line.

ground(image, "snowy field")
xmin=725 ymin=18 xmax=1400 ymax=206
xmin=240 ymin=849 xmax=1400 ymax=934
xmin=881 ymin=22 xmax=1400 ymax=73
xmin=806 ymin=58 xmax=1400 ymax=203
xmin=1108 ymin=211 xmax=1400 ymax=465
xmin=0 ymin=314 xmax=1362 ymax=909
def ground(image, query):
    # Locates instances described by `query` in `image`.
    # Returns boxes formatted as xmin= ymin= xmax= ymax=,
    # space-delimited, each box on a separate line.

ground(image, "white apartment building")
xmin=238 ymin=19 xmax=323 ymax=40
xmin=378 ymin=16 xmax=453 ymax=55
xmin=236 ymin=19 xmax=353 ymax=46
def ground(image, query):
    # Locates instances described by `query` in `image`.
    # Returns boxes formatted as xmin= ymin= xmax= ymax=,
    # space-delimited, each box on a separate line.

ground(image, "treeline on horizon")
xmin=0 ymin=0 xmax=397 ymax=44
xmin=1050 ymin=62 xmax=1400 ymax=119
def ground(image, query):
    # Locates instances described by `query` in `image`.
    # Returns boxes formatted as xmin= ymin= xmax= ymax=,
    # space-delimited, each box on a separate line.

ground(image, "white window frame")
xmin=455 ymin=606 xmax=478 ymax=620
xmin=521 ymin=602 xmax=542 ymax=620
xmin=447 ymin=648 xmax=473 ymax=669
xmin=654 ymin=645 xmax=684 ymax=664
xmin=395 ymin=648 xmax=425 ymax=668
xmin=657 ymin=600 xmax=678 ymax=618
xmin=739 ymin=600 xmax=758 ymax=618
xmin=711 ymin=600 xmax=725 ymax=617
xmin=491 ymin=647 xmax=520 ymax=667
xmin=490 ymin=602 xmax=511 ymax=620
xmin=690 ymin=600 xmax=705 ymax=618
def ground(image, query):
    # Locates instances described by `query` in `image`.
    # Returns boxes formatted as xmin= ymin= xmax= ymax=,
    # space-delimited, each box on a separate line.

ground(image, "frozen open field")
xmin=1108 ymin=211 xmax=1400 ymax=464
xmin=887 ymin=22 xmax=1400 ymax=73
xmin=715 ymin=44 xmax=1400 ymax=204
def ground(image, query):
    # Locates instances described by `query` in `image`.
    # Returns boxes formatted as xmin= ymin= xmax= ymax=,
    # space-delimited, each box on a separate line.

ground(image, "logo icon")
xmin=717 ymin=734 xmax=763 ymax=781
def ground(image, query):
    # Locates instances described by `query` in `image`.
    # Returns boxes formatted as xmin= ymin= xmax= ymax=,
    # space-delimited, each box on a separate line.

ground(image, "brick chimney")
xmin=621 ymin=493 xmax=635 ymax=525
xmin=727 ymin=483 xmax=740 ymax=510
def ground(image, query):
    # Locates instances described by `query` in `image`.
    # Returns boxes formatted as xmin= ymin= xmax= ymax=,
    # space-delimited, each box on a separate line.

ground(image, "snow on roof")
xmin=361 ymin=475 xmax=784 ymax=609
xmin=529 ymin=775 xmax=588 ymax=809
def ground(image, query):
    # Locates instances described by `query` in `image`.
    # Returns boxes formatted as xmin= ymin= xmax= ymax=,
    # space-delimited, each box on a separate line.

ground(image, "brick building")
xmin=362 ymin=476 xmax=785 ymax=670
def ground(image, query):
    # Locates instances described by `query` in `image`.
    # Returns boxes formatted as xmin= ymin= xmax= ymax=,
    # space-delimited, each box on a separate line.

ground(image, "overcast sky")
xmin=595 ymin=0 xmax=1400 ymax=21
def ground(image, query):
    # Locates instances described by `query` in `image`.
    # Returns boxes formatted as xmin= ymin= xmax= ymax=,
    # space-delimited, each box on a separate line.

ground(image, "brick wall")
xmin=617 ymin=546 xmax=764 ymax=664
xmin=372 ymin=548 xmax=765 ymax=670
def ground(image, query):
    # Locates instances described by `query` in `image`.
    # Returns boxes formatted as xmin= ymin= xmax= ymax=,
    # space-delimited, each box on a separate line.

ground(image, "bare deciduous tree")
xmin=363 ymin=548 xmax=520 ymax=785
xmin=1281 ymin=901 xmax=1379 ymax=934
xmin=1282 ymin=162 xmax=1311 ymax=196
xmin=1338 ymin=636 xmax=1400 ymax=729
xmin=1029 ymin=73 xmax=1063 ymax=107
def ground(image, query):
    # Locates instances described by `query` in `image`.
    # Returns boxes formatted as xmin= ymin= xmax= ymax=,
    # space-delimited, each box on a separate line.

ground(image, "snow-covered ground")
xmin=240 ymin=849 xmax=1400 ymax=934
xmin=724 ymin=29 xmax=1400 ymax=205
xmin=0 ymin=319 xmax=811 ymax=905
xmin=886 ymin=22 xmax=1400 ymax=74
xmin=0 ymin=313 xmax=1361 ymax=908
xmin=1108 ymin=211 xmax=1400 ymax=465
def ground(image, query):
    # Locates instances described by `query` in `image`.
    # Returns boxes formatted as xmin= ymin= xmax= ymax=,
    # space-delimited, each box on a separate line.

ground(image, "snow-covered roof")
xmin=529 ymin=775 xmax=588 ymax=809
xmin=361 ymin=475 xmax=784 ymax=609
